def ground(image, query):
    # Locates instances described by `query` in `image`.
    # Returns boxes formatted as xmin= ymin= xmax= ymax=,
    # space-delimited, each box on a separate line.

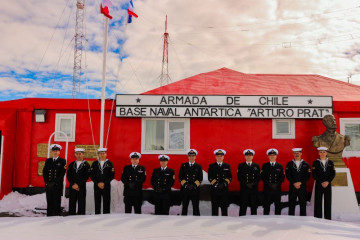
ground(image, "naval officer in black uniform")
xmin=66 ymin=148 xmax=90 ymax=215
xmin=237 ymin=149 xmax=260 ymax=216
xmin=151 ymin=155 xmax=175 ymax=215
xmin=179 ymin=149 xmax=203 ymax=216
xmin=90 ymin=148 xmax=115 ymax=214
xmin=121 ymin=152 xmax=146 ymax=214
xmin=285 ymin=148 xmax=311 ymax=216
xmin=261 ymin=148 xmax=285 ymax=215
xmin=312 ymin=146 xmax=336 ymax=220
xmin=208 ymin=149 xmax=232 ymax=216
xmin=42 ymin=144 xmax=66 ymax=216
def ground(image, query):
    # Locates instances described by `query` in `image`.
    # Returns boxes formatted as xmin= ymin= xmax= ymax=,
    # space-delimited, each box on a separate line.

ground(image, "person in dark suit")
xmin=66 ymin=148 xmax=90 ymax=215
xmin=179 ymin=149 xmax=203 ymax=216
xmin=261 ymin=148 xmax=285 ymax=215
xmin=312 ymin=146 xmax=336 ymax=220
xmin=285 ymin=148 xmax=311 ymax=216
xmin=151 ymin=155 xmax=175 ymax=215
xmin=42 ymin=144 xmax=66 ymax=216
xmin=237 ymin=149 xmax=260 ymax=216
xmin=121 ymin=152 xmax=146 ymax=214
xmin=208 ymin=149 xmax=232 ymax=216
xmin=90 ymin=148 xmax=115 ymax=214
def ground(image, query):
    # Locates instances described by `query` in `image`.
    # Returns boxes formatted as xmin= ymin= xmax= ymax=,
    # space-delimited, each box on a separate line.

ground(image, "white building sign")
xmin=115 ymin=95 xmax=333 ymax=119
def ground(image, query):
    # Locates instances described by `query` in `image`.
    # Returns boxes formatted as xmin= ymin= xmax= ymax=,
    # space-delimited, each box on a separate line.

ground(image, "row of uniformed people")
xmin=42 ymin=144 xmax=115 ymax=216
xmin=207 ymin=147 xmax=335 ymax=219
xmin=43 ymin=144 xmax=335 ymax=219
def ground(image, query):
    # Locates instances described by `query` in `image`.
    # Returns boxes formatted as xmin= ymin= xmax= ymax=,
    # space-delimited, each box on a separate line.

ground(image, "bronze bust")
xmin=312 ymin=115 xmax=350 ymax=167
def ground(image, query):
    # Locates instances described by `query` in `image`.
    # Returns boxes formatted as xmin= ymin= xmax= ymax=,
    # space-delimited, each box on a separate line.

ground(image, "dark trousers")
xmin=314 ymin=184 xmax=332 ymax=220
xmin=210 ymin=191 xmax=228 ymax=216
xmin=181 ymin=193 xmax=200 ymax=216
xmin=239 ymin=189 xmax=258 ymax=216
xmin=124 ymin=196 xmax=143 ymax=214
xmin=288 ymin=185 xmax=307 ymax=216
xmin=94 ymin=186 xmax=111 ymax=214
xmin=68 ymin=187 xmax=86 ymax=215
xmin=263 ymin=190 xmax=281 ymax=215
xmin=154 ymin=192 xmax=171 ymax=215
xmin=45 ymin=184 xmax=62 ymax=216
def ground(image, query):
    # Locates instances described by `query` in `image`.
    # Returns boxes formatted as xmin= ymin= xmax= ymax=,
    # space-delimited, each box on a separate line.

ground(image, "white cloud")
xmin=1 ymin=0 xmax=360 ymax=101
xmin=0 ymin=77 xmax=54 ymax=97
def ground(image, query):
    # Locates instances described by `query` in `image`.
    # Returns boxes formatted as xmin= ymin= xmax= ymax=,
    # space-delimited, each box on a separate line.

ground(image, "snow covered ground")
xmin=1 ymin=208 xmax=360 ymax=239
xmin=1 ymin=181 xmax=360 ymax=239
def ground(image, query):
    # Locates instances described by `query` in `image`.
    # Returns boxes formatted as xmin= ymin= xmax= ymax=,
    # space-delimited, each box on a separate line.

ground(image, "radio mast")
xmin=72 ymin=0 xmax=85 ymax=98
xmin=159 ymin=15 xmax=171 ymax=86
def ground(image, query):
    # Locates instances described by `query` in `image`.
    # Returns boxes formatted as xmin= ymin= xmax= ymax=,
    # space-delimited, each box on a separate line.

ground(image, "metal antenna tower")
xmin=72 ymin=0 xmax=85 ymax=98
xmin=159 ymin=15 xmax=171 ymax=86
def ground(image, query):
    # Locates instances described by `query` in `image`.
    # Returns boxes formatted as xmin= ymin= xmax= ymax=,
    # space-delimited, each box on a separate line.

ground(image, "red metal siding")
xmin=1 ymin=97 xmax=360 ymax=194
xmin=29 ymin=109 xmax=114 ymax=187
xmin=0 ymin=110 xmax=16 ymax=199
xmin=13 ymin=111 xmax=33 ymax=188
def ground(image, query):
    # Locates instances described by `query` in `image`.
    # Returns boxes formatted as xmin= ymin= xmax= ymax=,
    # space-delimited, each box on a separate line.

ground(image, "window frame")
xmin=272 ymin=119 xmax=295 ymax=139
xmin=54 ymin=113 xmax=76 ymax=142
xmin=340 ymin=118 xmax=360 ymax=157
xmin=141 ymin=118 xmax=190 ymax=154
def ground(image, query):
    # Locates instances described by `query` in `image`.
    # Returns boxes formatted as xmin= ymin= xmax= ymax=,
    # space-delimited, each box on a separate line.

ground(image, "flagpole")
xmin=100 ymin=17 xmax=109 ymax=148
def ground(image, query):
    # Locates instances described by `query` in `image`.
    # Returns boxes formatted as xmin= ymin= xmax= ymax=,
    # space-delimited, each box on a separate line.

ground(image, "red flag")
xmin=100 ymin=0 xmax=113 ymax=19
xmin=127 ymin=0 xmax=138 ymax=23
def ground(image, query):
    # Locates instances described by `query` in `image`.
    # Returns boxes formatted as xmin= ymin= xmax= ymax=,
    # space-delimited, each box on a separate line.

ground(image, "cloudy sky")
xmin=0 ymin=0 xmax=360 ymax=101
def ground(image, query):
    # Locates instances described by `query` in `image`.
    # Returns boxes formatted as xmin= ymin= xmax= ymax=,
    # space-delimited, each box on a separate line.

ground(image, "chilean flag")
xmin=100 ymin=0 xmax=113 ymax=19
xmin=127 ymin=0 xmax=138 ymax=23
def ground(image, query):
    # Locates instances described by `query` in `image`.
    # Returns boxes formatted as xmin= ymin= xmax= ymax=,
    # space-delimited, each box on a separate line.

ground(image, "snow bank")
xmin=1 ymin=213 xmax=360 ymax=240
xmin=2 ymin=180 xmax=360 ymax=239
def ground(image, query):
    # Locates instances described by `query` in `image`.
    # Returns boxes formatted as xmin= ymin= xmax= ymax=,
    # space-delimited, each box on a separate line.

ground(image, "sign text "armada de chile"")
xmin=115 ymin=95 xmax=333 ymax=119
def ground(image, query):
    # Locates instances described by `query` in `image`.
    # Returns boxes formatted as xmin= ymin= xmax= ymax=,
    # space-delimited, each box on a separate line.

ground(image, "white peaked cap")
xmin=292 ymin=148 xmax=303 ymax=152
xmin=214 ymin=149 xmax=226 ymax=155
xmin=49 ymin=144 xmax=62 ymax=150
xmin=317 ymin=147 xmax=328 ymax=151
xmin=158 ymin=154 xmax=170 ymax=161
xmin=187 ymin=149 xmax=198 ymax=155
xmin=266 ymin=148 xmax=279 ymax=155
xmin=243 ymin=149 xmax=255 ymax=155
xmin=74 ymin=148 xmax=85 ymax=152
xmin=129 ymin=152 xmax=141 ymax=158
xmin=97 ymin=148 xmax=107 ymax=152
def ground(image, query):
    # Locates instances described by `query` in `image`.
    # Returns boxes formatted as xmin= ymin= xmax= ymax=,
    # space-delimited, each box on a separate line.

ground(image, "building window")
xmin=55 ymin=114 xmax=76 ymax=142
xmin=144 ymin=120 xmax=165 ymax=150
xmin=142 ymin=118 xmax=190 ymax=154
xmin=272 ymin=119 xmax=295 ymax=139
xmin=340 ymin=118 xmax=360 ymax=157
xmin=169 ymin=122 xmax=185 ymax=150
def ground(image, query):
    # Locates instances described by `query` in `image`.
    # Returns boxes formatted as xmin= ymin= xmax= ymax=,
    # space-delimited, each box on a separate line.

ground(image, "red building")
xmin=1 ymin=68 xmax=360 ymax=199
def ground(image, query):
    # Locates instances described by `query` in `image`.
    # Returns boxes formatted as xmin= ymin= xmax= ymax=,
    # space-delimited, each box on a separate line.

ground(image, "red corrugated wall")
xmin=0 ymin=110 xmax=17 ymax=199
xmin=28 ymin=108 xmax=113 ymax=187
xmin=4 ymin=99 xmax=360 ymax=193
xmin=13 ymin=110 xmax=33 ymax=188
